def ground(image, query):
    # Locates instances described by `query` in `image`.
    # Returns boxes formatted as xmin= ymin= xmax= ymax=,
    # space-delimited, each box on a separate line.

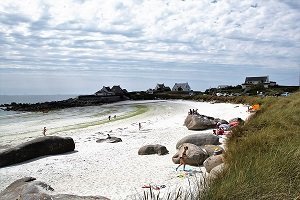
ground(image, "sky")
xmin=0 ymin=0 xmax=299 ymax=95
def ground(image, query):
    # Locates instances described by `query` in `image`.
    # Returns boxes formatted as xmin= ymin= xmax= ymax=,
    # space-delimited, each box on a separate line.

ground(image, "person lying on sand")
xmin=176 ymin=146 xmax=188 ymax=171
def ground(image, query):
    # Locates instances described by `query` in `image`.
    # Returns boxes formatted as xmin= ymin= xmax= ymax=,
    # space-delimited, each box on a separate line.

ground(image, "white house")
xmin=172 ymin=83 xmax=191 ymax=91
xmin=241 ymin=76 xmax=277 ymax=89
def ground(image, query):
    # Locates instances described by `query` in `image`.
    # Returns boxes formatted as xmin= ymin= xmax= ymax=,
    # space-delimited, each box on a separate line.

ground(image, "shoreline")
xmin=0 ymin=100 xmax=250 ymax=199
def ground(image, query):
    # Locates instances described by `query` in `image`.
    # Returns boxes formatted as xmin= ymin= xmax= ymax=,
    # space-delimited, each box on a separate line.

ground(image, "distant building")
xmin=154 ymin=83 xmax=171 ymax=92
xmin=95 ymin=85 xmax=127 ymax=96
xmin=146 ymin=89 xmax=154 ymax=94
xmin=242 ymin=76 xmax=277 ymax=89
xmin=111 ymin=85 xmax=125 ymax=95
xmin=78 ymin=85 xmax=128 ymax=103
xmin=95 ymin=86 xmax=114 ymax=96
xmin=172 ymin=83 xmax=191 ymax=91
xmin=217 ymin=85 xmax=230 ymax=89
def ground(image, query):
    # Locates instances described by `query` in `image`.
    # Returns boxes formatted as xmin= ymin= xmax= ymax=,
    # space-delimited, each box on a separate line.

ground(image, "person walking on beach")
xmin=43 ymin=127 xmax=47 ymax=136
xmin=176 ymin=146 xmax=188 ymax=171
xmin=138 ymin=122 xmax=142 ymax=130
xmin=108 ymin=115 xmax=111 ymax=121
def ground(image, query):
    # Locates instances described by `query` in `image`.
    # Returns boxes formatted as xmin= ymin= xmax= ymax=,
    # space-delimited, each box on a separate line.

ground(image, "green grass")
xmin=200 ymin=92 xmax=300 ymax=200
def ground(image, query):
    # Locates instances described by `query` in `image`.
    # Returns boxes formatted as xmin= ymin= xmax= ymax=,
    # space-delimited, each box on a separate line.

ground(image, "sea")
xmin=0 ymin=95 xmax=78 ymax=105
xmin=0 ymin=95 xmax=155 ymax=148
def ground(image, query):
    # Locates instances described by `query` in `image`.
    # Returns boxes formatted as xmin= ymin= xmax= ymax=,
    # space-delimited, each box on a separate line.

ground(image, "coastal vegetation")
xmin=139 ymin=92 xmax=299 ymax=200
xmin=200 ymin=92 xmax=300 ymax=199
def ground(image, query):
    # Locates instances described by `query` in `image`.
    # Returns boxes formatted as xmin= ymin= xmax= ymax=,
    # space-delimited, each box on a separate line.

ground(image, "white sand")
xmin=0 ymin=100 xmax=250 ymax=199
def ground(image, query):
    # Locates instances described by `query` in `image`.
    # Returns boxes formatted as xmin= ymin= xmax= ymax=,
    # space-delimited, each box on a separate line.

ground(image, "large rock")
xmin=138 ymin=144 xmax=169 ymax=155
xmin=201 ymin=145 xmax=224 ymax=156
xmin=176 ymin=133 xmax=220 ymax=149
xmin=0 ymin=136 xmax=75 ymax=168
xmin=0 ymin=177 xmax=108 ymax=200
xmin=172 ymin=143 xmax=209 ymax=166
xmin=203 ymin=155 xmax=224 ymax=173
xmin=207 ymin=163 xmax=225 ymax=180
xmin=184 ymin=114 xmax=226 ymax=130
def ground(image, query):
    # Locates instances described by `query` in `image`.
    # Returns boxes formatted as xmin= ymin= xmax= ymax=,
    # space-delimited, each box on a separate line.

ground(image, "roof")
xmin=156 ymin=83 xmax=165 ymax=88
xmin=245 ymin=76 xmax=268 ymax=82
xmin=111 ymin=85 xmax=124 ymax=94
xmin=172 ymin=82 xmax=191 ymax=91
xmin=173 ymin=83 xmax=190 ymax=87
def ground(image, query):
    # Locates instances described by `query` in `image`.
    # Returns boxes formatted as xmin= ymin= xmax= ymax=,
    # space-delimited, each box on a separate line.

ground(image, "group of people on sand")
xmin=213 ymin=118 xmax=243 ymax=136
xmin=188 ymin=109 xmax=199 ymax=115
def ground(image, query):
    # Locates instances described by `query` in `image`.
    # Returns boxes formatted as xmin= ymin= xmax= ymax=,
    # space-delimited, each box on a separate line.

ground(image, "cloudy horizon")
xmin=0 ymin=0 xmax=299 ymax=94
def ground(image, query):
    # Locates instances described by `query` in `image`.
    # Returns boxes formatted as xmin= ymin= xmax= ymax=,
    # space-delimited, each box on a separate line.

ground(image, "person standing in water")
xmin=43 ymin=127 xmax=47 ymax=136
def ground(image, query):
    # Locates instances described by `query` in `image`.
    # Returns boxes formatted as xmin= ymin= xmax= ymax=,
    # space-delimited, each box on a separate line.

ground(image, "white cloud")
xmin=0 ymin=0 xmax=299 ymax=93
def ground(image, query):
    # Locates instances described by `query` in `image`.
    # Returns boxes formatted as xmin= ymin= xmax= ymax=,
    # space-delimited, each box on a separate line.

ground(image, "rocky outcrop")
xmin=1 ymin=95 xmax=130 ymax=112
xmin=184 ymin=114 xmax=226 ymax=130
xmin=138 ymin=144 xmax=169 ymax=155
xmin=0 ymin=136 xmax=75 ymax=168
xmin=203 ymin=155 xmax=224 ymax=173
xmin=176 ymin=133 xmax=220 ymax=149
xmin=0 ymin=177 xmax=109 ymax=200
xmin=172 ymin=143 xmax=209 ymax=166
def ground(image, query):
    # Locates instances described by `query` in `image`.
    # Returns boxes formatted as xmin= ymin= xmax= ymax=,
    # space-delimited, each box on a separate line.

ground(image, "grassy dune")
xmin=200 ymin=92 xmax=300 ymax=199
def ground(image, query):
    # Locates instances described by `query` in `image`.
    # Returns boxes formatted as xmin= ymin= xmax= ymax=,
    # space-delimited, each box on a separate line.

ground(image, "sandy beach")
xmin=0 ymin=100 xmax=250 ymax=199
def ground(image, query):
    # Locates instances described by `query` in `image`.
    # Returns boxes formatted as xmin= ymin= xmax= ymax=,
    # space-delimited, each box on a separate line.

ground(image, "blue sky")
xmin=0 ymin=0 xmax=299 ymax=94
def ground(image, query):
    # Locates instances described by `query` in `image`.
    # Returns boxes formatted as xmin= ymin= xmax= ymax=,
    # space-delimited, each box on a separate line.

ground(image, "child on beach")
xmin=176 ymin=146 xmax=188 ymax=171
xmin=43 ymin=127 xmax=47 ymax=136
